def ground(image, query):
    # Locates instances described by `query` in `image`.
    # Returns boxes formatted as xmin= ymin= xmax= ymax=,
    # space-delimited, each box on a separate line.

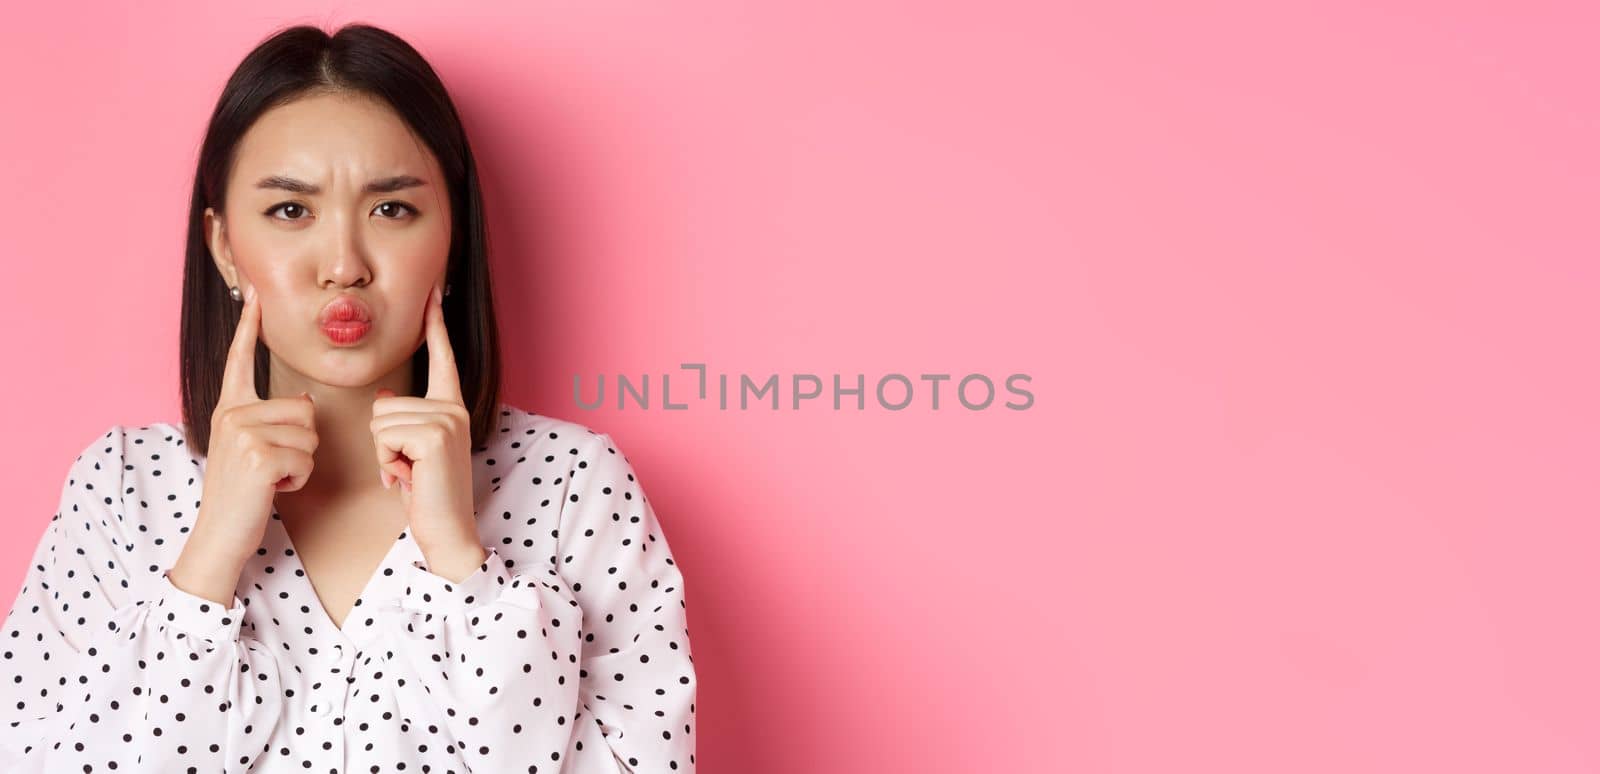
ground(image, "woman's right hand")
xmin=183 ymin=285 xmax=320 ymax=582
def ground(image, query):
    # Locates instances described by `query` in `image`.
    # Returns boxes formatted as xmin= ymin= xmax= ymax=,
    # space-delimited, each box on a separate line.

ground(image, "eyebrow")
xmin=253 ymin=174 xmax=429 ymax=195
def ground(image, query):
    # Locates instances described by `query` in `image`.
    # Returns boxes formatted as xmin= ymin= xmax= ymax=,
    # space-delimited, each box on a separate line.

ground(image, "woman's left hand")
xmin=372 ymin=282 xmax=480 ymax=562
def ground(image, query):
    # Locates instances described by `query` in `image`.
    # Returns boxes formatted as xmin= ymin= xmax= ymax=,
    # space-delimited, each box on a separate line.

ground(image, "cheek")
xmin=404 ymin=215 xmax=452 ymax=266
xmin=397 ymin=240 xmax=451 ymax=276
xmin=254 ymin=298 xmax=292 ymax=351
xmin=234 ymin=253 xmax=296 ymax=296
xmin=406 ymin=305 xmax=431 ymax=345
xmin=229 ymin=221 xmax=291 ymax=265
xmin=247 ymin=275 xmax=315 ymax=348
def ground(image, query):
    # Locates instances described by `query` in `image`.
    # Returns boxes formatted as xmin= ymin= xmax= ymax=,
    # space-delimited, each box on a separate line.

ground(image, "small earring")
xmin=444 ymin=283 xmax=452 ymax=297
xmin=229 ymin=286 xmax=242 ymax=302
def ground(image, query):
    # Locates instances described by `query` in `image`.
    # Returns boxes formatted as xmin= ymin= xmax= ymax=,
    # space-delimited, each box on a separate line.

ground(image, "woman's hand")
xmin=179 ymin=284 xmax=319 ymax=601
xmin=371 ymin=283 xmax=482 ymax=569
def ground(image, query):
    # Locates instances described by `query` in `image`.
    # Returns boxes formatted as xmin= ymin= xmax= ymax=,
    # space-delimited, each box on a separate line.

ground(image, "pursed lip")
xmin=318 ymin=295 xmax=374 ymax=326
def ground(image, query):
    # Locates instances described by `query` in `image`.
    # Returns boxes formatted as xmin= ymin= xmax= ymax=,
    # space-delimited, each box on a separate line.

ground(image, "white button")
xmin=329 ymin=643 xmax=345 ymax=663
xmin=312 ymin=700 xmax=330 ymax=717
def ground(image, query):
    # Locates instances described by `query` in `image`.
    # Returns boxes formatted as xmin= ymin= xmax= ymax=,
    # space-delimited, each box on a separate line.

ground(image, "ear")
xmin=204 ymin=206 xmax=239 ymax=288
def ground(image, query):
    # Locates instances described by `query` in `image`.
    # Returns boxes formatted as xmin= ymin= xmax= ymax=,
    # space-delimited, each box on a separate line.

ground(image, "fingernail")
xmin=380 ymin=469 xmax=390 ymax=489
xmin=399 ymin=479 xmax=411 ymax=493
xmin=245 ymin=285 xmax=256 ymax=303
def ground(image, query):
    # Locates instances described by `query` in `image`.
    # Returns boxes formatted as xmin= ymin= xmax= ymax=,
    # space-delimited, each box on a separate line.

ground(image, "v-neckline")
xmin=269 ymin=501 xmax=413 ymax=647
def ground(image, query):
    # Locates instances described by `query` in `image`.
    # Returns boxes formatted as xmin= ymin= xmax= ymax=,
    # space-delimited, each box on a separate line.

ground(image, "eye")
xmin=375 ymin=201 xmax=419 ymax=219
xmin=264 ymin=202 xmax=308 ymax=220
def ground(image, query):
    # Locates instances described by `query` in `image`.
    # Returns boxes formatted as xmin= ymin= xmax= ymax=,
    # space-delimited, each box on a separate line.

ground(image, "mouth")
xmin=318 ymin=295 xmax=373 ymax=345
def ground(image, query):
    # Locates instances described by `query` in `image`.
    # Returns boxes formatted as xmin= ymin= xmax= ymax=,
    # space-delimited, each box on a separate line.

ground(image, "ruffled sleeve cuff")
xmin=153 ymin=569 xmax=247 ymax=642
xmin=399 ymin=546 xmax=511 ymax=614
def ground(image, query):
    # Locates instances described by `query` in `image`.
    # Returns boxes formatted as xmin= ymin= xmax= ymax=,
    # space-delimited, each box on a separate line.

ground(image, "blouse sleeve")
xmin=377 ymin=430 xmax=698 ymax=773
xmin=561 ymin=432 xmax=698 ymax=773
xmin=0 ymin=425 xmax=286 ymax=774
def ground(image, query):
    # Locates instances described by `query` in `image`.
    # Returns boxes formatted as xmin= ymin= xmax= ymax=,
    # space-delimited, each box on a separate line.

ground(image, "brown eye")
xmin=375 ymin=201 xmax=418 ymax=219
xmin=265 ymin=202 xmax=307 ymax=220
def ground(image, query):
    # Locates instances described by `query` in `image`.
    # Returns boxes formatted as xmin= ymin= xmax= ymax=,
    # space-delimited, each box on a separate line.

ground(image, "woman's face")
xmin=204 ymin=90 xmax=452 ymax=392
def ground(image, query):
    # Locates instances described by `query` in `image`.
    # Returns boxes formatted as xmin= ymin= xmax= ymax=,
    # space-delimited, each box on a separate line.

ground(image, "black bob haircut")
xmin=178 ymin=23 xmax=503 ymax=456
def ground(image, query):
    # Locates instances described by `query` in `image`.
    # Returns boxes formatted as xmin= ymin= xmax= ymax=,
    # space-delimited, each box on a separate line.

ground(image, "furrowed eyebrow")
xmin=253 ymin=175 xmax=429 ymax=195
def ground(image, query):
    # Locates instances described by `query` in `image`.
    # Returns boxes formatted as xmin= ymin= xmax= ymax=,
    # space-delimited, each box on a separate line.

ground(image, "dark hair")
xmin=179 ymin=23 xmax=502 ymax=456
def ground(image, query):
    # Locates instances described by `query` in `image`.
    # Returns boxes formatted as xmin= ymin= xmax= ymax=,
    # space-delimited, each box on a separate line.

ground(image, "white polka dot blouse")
xmin=0 ymin=403 xmax=697 ymax=773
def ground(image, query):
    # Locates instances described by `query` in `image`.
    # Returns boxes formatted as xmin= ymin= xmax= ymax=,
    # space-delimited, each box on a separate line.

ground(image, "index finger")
xmin=423 ymin=283 xmax=463 ymax=405
xmin=218 ymin=286 xmax=261 ymax=409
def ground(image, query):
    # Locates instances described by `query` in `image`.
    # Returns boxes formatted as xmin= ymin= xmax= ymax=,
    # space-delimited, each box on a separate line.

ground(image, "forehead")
xmin=229 ymin=91 xmax=444 ymax=191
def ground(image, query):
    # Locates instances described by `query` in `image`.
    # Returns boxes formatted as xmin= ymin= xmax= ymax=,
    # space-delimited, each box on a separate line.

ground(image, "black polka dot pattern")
xmin=0 ymin=403 xmax=697 ymax=773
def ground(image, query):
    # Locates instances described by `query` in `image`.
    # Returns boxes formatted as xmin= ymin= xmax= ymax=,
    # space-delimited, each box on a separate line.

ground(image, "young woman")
xmin=0 ymin=23 xmax=696 ymax=773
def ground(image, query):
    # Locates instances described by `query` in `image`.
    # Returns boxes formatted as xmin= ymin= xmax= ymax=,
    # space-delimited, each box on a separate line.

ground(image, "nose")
xmin=320 ymin=209 xmax=374 ymax=288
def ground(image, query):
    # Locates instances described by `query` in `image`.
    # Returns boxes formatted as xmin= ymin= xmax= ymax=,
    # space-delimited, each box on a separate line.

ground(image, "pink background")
xmin=2 ymin=2 xmax=1596 ymax=772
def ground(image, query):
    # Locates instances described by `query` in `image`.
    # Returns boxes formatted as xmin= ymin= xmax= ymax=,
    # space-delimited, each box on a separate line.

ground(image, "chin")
xmin=299 ymin=353 xmax=392 ymax=385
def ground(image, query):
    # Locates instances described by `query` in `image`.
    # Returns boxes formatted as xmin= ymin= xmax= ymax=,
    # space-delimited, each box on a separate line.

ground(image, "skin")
xmin=182 ymin=90 xmax=486 ymax=612
xmin=204 ymin=90 xmax=450 ymax=501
